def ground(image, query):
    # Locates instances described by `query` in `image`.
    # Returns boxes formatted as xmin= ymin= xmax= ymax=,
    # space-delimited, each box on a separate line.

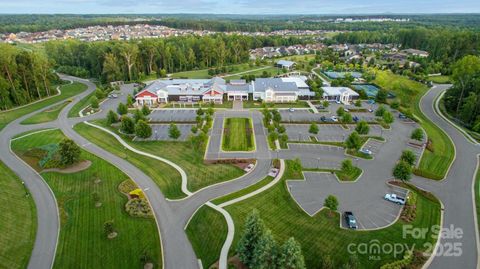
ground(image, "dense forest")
xmin=44 ymin=34 xmax=304 ymax=82
xmin=2 ymin=14 xmax=480 ymax=34
xmin=0 ymin=43 xmax=56 ymax=110
xmin=444 ymin=55 xmax=480 ymax=132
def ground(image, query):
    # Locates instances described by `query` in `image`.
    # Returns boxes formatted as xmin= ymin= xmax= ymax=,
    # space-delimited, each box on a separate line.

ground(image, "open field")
xmin=374 ymin=70 xmax=454 ymax=179
xmin=222 ymin=118 xmax=255 ymax=151
xmin=223 ymin=66 xmax=281 ymax=80
xmin=0 ymin=82 xmax=87 ymax=131
xmin=188 ymin=160 xmax=441 ymax=268
xmin=148 ymin=63 xmax=272 ymax=80
xmin=21 ymin=101 xmax=69 ymax=124
xmin=0 ymin=161 xmax=37 ymax=269
xmin=75 ymin=120 xmax=244 ymax=198
xmin=11 ymin=129 xmax=162 ymax=269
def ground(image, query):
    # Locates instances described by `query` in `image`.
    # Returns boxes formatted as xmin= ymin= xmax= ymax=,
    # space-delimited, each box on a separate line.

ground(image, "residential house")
xmin=276 ymin=60 xmax=296 ymax=70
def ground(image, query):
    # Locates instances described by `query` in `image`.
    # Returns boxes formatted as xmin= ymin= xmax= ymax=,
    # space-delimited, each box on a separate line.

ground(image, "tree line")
xmin=0 ymin=43 xmax=56 ymax=110
xmin=44 ymin=34 xmax=305 ymax=83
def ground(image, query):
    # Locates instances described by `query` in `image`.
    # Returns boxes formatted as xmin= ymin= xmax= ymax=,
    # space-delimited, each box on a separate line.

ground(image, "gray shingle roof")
xmin=253 ymin=78 xmax=298 ymax=92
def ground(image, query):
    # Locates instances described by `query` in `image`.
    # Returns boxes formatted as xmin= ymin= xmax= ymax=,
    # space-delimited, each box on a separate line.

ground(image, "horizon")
xmin=1 ymin=0 xmax=480 ymax=15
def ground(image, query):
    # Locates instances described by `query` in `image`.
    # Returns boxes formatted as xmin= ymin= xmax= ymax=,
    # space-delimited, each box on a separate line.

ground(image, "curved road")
xmin=2 ymin=76 xmax=478 ymax=269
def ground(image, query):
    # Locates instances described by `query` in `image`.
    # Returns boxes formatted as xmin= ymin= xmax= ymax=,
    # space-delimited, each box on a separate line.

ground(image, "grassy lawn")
xmin=212 ymin=176 xmax=274 ymax=205
xmin=0 ymin=82 xmax=87 ymax=131
xmin=11 ymin=129 xmax=162 ymax=269
xmin=75 ymin=120 xmax=244 ymax=198
xmin=21 ymin=101 xmax=69 ymax=125
xmin=186 ymin=205 xmax=228 ymax=268
xmin=187 ymin=160 xmax=441 ymax=268
xmin=374 ymin=70 xmax=454 ymax=180
xmin=428 ymin=75 xmax=451 ymax=84
xmin=165 ymin=63 xmax=270 ymax=80
xmin=224 ymin=66 xmax=282 ymax=80
xmin=222 ymin=118 xmax=255 ymax=151
xmin=68 ymin=90 xmax=96 ymax=118
xmin=0 ymin=161 xmax=37 ymax=269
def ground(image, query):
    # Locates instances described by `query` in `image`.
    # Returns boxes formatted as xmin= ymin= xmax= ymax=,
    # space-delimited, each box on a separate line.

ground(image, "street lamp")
xmin=317 ymin=158 xmax=321 ymax=169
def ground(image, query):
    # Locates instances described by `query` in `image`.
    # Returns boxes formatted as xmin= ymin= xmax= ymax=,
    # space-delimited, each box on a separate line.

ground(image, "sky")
xmin=1 ymin=0 xmax=480 ymax=14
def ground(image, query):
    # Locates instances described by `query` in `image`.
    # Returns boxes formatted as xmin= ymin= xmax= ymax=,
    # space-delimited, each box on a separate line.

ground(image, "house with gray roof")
xmin=253 ymin=78 xmax=303 ymax=102
xmin=276 ymin=60 xmax=296 ymax=70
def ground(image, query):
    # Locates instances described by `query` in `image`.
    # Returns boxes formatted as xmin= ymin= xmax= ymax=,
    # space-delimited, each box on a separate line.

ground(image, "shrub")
xmin=355 ymin=121 xmax=370 ymax=135
xmin=383 ymin=111 xmax=394 ymax=124
xmin=341 ymin=159 xmax=354 ymax=173
xmin=59 ymin=139 xmax=81 ymax=166
xmin=191 ymin=126 xmax=198 ymax=134
xmin=393 ymin=161 xmax=412 ymax=181
xmin=400 ymin=150 xmax=417 ymax=166
xmin=324 ymin=195 xmax=339 ymax=211
xmin=354 ymin=100 xmax=362 ymax=107
xmin=375 ymin=105 xmax=386 ymax=117
xmin=90 ymin=96 xmax=99 ymax=109
xmin=125 ymin=198 xmax=152 ymax=218
xmin=411 ymin=128 xmax=424 ymax=141
xmin=135 ymin=120 xmax=152 ymax=138
xmin=345 ymin=131 xmax=362 ymax=150
xmin=168 ymin=123 xmax=181 ymax=139
xmin=106 ymin=110 xmax=118 ymax=125
xmin=120 ymin=116 xmax=135 ymax=134
xmin=117 ymin=102 xmax=128 ymax=115
xmin=336 ymin=106 xmax=345 ymax=116
xmin=133 ymin=109 xmax=146 ymax=123
xmin=342 ymin=112 xmax=353 ymax=124
xmin=141 ymin=105 xmax=151 ymax=116
xmin=309 ymin=122 xmax=319 ymax=134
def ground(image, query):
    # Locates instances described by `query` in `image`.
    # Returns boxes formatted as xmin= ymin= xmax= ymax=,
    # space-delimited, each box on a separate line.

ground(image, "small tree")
xmin=341 ymin=159 xmax=354 ymax=173
xmin=345 ymin=131 xmax=362 ymax=150
xmin=104 ymin=220 xmax=115 ymax=236
xmin=354 ymin=100 xmax=362 ymax=107
xmin=168 ymin=123 xmax=181 ymax=139
xmin=273 ymin=111 xmax=282 ymax=123
xmin=277 ymin=125 xmax=286 ymax=133
xmin=279 ymin=134 xmax=288 ymax=145
xmin=383 ymin=111 xmax=394 ymax=124
xmin=120 ymin=115 xmax=135 ymax=134
xmin=106 ymin=110 xmax=118 ymax=125
xmin=135 ymin=120 xmax=152 ymax=138
xmin=90 ymin=96 xmax=99 ymax=109
xmin=191 ymin=126 xmax=198 ymax=134
xmin=196 ymin=108 xmax=204 ymax=116
xmin=133 ymin=109 xmax=146 ymax=123
xmin=324 ymin=195 xmax=339 ymax=211
xmin=251 ymin=229 xmax=278 ymax=269
xmin=355 ymin=121 xmax=370 ymax=135
xmin=278 ymin=237 xmax=306 ymax=269
xmin=411 ymin=128 xmax=424 ymax=141
xmin=393 ymin=161 xmax=412 ymax=181
xmin=117 ymin=102 xmax=128 ymax=115
xmin=309 ymin=122 xmax=319 ymax=134
xmin=126 ymin=94 xmax=134 ymax=107
xmin=237 ymin=210 xmax=267 ymax=267
xmin=268 ymin=131 xmax=278 ymax=142
xmin=336 ymin=106 xmax=345 ymax=117
xmin=376 ymin=89 xmax=388 ymax=103
xmin=207 ymin=107 xmax=214 ymax=116
xmin=375 ymin=105 xmax=386 ymax=117
xmin=141 ymin=105 xmax=151 ymax=116
xmin=322 ymin=100 xmax=329 ymax=108
xmin=400 ymin=150 xmax=417 ymax=166
xmin=59 ymin=139 xmax=81 ymax=166
xmin=342 ymin=112 xmax=353 ymax=124
xmin=95 ymin=88 xmax=105 ymax=99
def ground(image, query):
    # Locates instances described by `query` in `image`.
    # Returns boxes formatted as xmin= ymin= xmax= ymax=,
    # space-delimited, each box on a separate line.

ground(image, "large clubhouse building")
xmin=135 ymin=77 xmax=315 ymax=106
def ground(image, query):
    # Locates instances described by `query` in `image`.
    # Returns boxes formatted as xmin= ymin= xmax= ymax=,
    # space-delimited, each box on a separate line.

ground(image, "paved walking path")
xmin=307 ymin=100 xmax=319 ymax=113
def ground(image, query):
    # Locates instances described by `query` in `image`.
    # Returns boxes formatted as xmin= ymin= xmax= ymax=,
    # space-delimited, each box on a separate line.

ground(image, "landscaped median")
xmin=186 ymin=160 xmax=441 ymax=269
xmin=222 ymin=117 xmax=255 ymax=152
xmin=0 ymin=161 xmax=37 ymax=269
xmin=11 ymin=129 xmax=162 ymax=268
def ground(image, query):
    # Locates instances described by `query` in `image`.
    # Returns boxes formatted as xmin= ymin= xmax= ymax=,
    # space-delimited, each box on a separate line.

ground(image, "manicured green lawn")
xmin=224 ymin=66 xmax=281 ymax=80
xmin=0 ymin=161 xmax=37 ymax=269
xmin=166 ymin=63 xmax=270 ymax=80
xmin=374 ymin=70 xmax=454 ymax=180
xmin=428 ymin=75 xmax=451 ymax=84
xmin=222 ymin=118 xmax=255 ymax=151
xmin=188 ymin=160 xmax=441 ymax=268
xmin=74 ymin=120 xmax=244 ymax=198
xmin=21 ymin=101 xmax=68 ymax=125
xmin=11 ymin=129 xmax=162 ymax=269
xmin=186 ymin=205 xmax=228 ymax=268
xmin=212 ymin=176 xmax=274 ymax=205
xmin=68 ymin=90 xmax=96 ymax=118
xmin=0 ymin=82 xmax=87 ymax=131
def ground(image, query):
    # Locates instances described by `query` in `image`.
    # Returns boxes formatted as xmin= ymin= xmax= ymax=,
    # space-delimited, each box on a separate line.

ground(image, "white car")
xmin=289 ymin=108 xmax=295 ymax=112
xmin=244 ymin=163 xmax=255 ymax=173
xmin=359 ymin=148 xmax=372 ymax=155
xmin=331 ymin=116 xmax=338 ymax=122
xmin=344 ymin=108 xmax=350 ymax=112
xmin=384 ymin=193 xmax=406 ymax=205
xmin=335 ymin=100 xmax=341 ymax=104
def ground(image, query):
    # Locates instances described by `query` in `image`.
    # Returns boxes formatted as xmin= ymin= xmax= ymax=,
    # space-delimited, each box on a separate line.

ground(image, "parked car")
xmin=317 ymin=105 xmax=325 ymax=110
xmin=359 ymin=148 xmax=372 ymax=155
xmin=289 ymin=108 xmax=295 ymax=112
xmin=398 ymin=113 xmax=407 ymax=119
xmin=368 ymin=108 xmax=374 ymax=113
xmin=320 ymin=116 xmax=326 ymax=122
xmin=353 ymin=116 xmax=359 ymax=123
xmin=108 ymin=93 xmax=118 ymax=98
xmin=331 ymin=116 xmax=338 ymax=122
xmin=244 ymin=163 xmax=255 ymax=173
xmin=344 ymin=211 xmax=358 ymax=229
xmin=344 ymin=108 xmax=350 ymax=112
xmin=335 ymin=100 xmax=341 ymax=104
xmin=384 ymin=193 xmax=406 ymax=205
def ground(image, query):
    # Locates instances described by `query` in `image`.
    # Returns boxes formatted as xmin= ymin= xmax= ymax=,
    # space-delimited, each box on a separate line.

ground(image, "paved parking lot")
xmin=284 ymin=124 xmax=385 ymax=143
xmin=280 ymin=110 xmax=377 ymax=123
xmin=149 ymin=110 xmax=197 ymax=122
xmin=361 ymin=138 xmax=385 ymax=155
xmin=134 ymin=124 xmax=194 ymax=141
xmin=286 ymin=172 xmax=407 ymax=230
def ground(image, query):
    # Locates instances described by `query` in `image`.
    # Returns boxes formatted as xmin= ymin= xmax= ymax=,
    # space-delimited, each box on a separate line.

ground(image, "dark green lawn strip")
xmin=11 ymin=129 xmax=162 ymax=269
xmin=0 ymin=161 xmax=37 ymax=269
xmin=222 ymin=118 xmax=255 ymax=151
xmin=212 ymin=176 xmax=274 ymax=205
xmin=0 ymin=82 xmax=87 ymax=131
xmin=186 ymin=205 xmax=228 ymax=268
